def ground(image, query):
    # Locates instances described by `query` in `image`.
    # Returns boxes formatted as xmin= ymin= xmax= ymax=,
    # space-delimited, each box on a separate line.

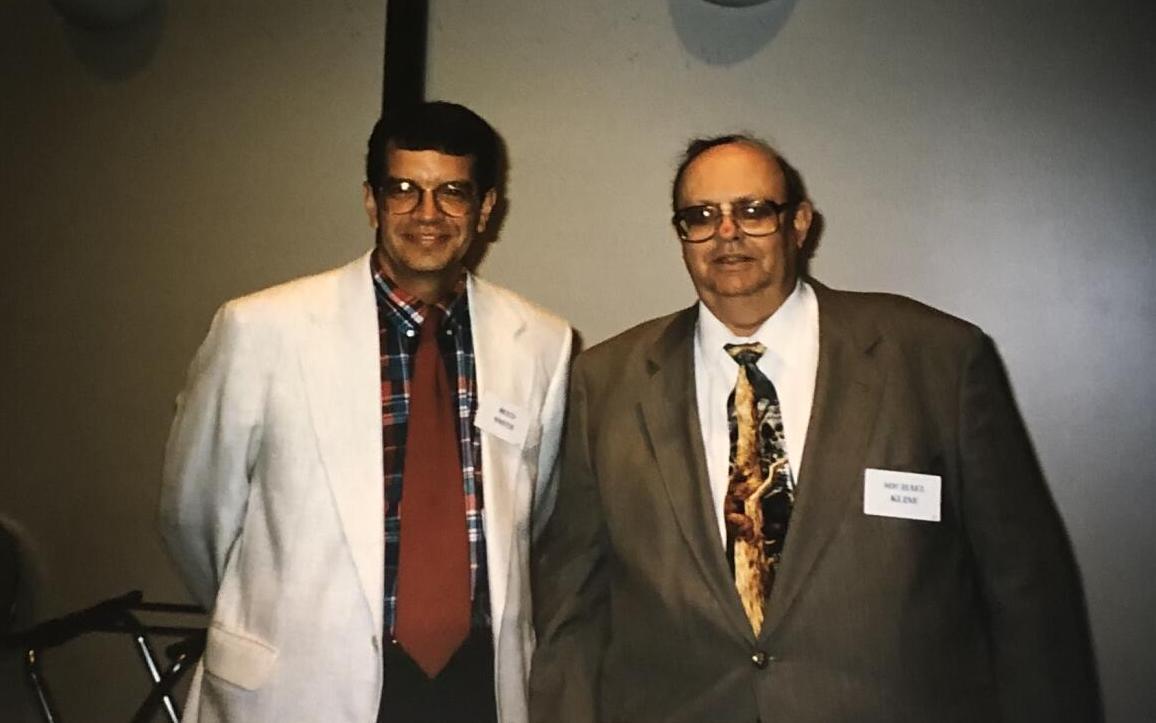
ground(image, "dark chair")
xmin=2 ymin=590 xmax=206 ymax=723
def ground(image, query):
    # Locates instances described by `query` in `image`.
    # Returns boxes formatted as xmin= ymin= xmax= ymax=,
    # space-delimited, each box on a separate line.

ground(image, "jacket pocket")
xmin=203 ymin=623 xmax=278 ymax=690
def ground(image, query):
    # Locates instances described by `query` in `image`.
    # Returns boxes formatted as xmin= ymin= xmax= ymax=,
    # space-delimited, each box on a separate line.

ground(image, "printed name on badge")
xmin=863 ymin=468 xmax=941 ymax=522
xmin=476 ymin=395 xmax=530 ymax=446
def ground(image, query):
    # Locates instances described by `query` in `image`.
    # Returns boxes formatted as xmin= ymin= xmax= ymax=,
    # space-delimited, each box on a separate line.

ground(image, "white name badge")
xmin=475 ymin=395 xmax=530 ymax=447
xmin=863 ymin=468 xmax=941 ymax=522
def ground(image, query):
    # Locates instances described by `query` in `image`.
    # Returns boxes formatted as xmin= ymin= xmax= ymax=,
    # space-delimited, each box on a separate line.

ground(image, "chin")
xmin=708 ymin=278 xmax=774 ymax=298
xmin=399 ymin=249 xmax=456 ymax=271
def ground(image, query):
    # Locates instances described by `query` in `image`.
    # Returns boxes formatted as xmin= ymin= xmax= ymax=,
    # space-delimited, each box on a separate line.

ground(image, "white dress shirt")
xmin=693 ymin=280 xmax=820 ymax=546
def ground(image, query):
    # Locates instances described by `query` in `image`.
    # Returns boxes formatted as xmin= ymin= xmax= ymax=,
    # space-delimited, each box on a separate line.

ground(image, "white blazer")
xmin=160 ymin=252 xmax=572 ymax=722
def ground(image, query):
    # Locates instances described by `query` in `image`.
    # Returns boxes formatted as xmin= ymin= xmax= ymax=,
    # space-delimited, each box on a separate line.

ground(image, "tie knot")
xmin=419 ymin=305 xmax=444 ymax=339
xmin=725 ymin=342 xmax=766 ymax=367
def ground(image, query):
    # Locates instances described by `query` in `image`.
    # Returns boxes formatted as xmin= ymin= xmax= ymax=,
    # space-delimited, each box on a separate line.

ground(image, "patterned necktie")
xmin=724 ymin=342 xmax=795 ymax=635
xmin=393 ymin=306 xmax=471 ymax=678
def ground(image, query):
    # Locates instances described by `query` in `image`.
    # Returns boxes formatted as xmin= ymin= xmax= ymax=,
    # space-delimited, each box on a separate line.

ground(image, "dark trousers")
xmin=377 ymin=627 xmax=497 ymax=723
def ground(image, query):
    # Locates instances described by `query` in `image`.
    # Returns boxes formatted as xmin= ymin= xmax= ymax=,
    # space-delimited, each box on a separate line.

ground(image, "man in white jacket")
xmin=161 ymin=101 xmax=571 ymax=722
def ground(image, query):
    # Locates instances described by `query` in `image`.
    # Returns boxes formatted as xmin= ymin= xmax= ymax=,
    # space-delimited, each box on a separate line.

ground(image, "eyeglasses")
xmin=672 ymin=198 xmax=791 ymax=243
xmin=378 ymin=178 xmax=477 ymax=218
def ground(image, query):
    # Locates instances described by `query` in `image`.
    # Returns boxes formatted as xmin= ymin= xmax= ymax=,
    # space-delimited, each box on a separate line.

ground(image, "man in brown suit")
xmin=529 ymin=135 xmax=1100 ymax=722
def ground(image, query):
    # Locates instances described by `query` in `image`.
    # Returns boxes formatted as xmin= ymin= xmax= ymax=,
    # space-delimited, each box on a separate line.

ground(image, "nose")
xmin=716 ymin=209 xmax=741 ymax=241
xmin=414 ymin=189 xmax=440 ymax=221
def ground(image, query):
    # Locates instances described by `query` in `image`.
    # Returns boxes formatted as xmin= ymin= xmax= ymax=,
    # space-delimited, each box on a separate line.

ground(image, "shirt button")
xmin=751 ymin=651 xmax=771 ymax=669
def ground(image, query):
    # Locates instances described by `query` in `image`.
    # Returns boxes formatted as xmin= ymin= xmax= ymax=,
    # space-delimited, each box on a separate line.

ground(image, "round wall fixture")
xmin=50 ymin=0 xmax=159 ymax=29
xmin=703 ymin=0 xmax=774 ymax=6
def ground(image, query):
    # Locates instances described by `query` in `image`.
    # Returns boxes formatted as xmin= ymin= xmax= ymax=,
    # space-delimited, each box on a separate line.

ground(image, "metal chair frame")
xmin=3 ymin=590 xmax=205 ymax=723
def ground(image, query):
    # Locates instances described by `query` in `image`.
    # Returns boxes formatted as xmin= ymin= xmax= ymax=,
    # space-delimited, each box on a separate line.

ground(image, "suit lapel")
xmin=639 ymin=307 xmax=755 ymax=642
xmin=467 ymin=275 xmax=528 ymax=636
xmin=761 ymin=282 xmax=884 ymax=638
xmin=298 ymin=252 xmax=385 ymax=634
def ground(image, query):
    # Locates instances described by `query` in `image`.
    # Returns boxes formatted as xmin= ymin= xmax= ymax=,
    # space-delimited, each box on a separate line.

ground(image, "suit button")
xmin=751 ymin=650 xmax=772 ymax=669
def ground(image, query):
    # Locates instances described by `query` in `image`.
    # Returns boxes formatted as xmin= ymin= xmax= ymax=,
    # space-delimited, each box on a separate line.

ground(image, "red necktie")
xmin=393 ymin=306 xmax=471 ymax=677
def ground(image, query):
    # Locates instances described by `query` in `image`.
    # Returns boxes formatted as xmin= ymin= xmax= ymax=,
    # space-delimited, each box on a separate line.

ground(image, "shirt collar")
xmin=371 ymin=257 xmax=470 ymax=330
xmin=695 ymin=278 xmax=810 ymax=369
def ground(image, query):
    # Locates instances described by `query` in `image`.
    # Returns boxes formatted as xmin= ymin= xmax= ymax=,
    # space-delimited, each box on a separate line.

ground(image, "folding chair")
xmin=3 ymin=590 xmax=206 ymax=723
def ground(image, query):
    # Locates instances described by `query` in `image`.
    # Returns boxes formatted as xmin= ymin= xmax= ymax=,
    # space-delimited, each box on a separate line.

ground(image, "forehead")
xmin=677 ymin=142 xmax=787 ymax=205
xmin=386 ymin=147 xmax=474 ymax=183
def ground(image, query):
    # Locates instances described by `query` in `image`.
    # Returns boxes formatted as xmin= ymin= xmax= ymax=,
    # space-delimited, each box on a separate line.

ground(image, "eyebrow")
xmin=681 ymin=196 xmax=765 ymax=207
xmin=386 ymin=176 xmax=474 ymax=186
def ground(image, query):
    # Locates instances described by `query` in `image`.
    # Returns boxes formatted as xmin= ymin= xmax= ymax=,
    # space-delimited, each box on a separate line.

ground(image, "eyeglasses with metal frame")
xmin=378 ymin=177 xmax=478 ymax=218
xmin=672 ymin=198 xmax=792 ymax=243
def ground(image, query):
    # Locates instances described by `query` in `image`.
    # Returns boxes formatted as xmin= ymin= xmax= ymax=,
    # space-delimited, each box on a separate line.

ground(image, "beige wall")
xmin=1 ymin=0 xmax=1153 ymax=721
xmin=0 ymin=0 xmax=383 ymax=719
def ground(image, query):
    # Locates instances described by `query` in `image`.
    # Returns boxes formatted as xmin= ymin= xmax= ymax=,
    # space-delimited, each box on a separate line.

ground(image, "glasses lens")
xmin=383 ymin=180 xmax=420 ymax=215
xmin=674 ymin=201 xmax=785 ymax=241
xmin=734 ymin=201 xmax=781 ymax=236
xmin=381 ymin=180 xmax=476 ymax=217
xmin=432 ymin=182 xmax=475 ymax=217
xmin=674 ymin=205 xmax=719 ymax=242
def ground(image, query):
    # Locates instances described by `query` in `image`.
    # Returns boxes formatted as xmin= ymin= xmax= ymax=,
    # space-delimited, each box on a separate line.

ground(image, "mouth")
xmin=712 ymin=254 xmax=755 ymax=266
xmin=404 ymin=228 xmax=452 ymax=246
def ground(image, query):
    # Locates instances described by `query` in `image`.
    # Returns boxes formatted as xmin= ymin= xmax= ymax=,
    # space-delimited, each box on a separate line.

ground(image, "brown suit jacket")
xmin=530 ymin=282 xmax=1100 ymax=723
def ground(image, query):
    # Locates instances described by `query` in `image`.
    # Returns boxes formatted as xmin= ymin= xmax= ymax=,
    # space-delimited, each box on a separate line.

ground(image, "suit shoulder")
xmin=217 ymin=256 xmax=361 ymax=327
xmin=470 ymin=276 xmax=571 ymax=340
xmin=577 ymin=309 xmax=687 ymax=372
xmin=822 ymin=286 xmax=984 ymax=349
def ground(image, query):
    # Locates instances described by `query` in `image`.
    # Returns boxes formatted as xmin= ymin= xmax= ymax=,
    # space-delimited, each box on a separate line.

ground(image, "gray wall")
xmin=425 ymin=1 xmax=1155 ymax=720
xmin=1 ymin=0 xmax=1152 ymax=721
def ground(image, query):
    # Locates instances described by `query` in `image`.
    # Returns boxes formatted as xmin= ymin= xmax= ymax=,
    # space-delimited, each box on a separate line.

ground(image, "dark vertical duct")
xmin=382 ymin=0 xmax=429 ymax=113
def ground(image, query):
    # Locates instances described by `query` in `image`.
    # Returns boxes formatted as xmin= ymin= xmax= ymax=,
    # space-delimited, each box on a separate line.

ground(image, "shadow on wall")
xmin=51 ymin=0 xmax=168 ymax=80
xmin=668 ymin=0 xmax=799 ymax=65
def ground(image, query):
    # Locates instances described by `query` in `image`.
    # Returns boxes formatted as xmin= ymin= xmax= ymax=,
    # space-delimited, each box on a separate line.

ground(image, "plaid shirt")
xmin=372 ymin=260 xmax=489 ymax=635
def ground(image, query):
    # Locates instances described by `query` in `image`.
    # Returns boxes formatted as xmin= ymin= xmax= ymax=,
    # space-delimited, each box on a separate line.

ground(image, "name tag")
xmin=476 ymin=395 xmax=530 ymax=447
xmin=863 ymin=468 xmax=941 ymax=522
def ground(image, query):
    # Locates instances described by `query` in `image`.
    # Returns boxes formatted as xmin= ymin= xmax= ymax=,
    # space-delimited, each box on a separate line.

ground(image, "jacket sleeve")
xmin=159 ymin=303 xmax=267 ymax=608
xmin=529 ymin=358 xmax=609 ymax=723
xmin=959 ymin=333 xmax=1102 ymax=721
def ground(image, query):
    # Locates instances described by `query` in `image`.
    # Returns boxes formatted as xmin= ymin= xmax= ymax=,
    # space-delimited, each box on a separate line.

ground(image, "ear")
xmin=476 ymin=189 xmax=498 ymax=233
xmin=362 ymin=182 xmax=380 ymax=229
xmin=791 ymin=199 xmax=813 ymax=249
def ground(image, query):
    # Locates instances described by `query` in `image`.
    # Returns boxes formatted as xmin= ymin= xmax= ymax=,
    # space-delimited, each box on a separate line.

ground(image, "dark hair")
xmin=365 ymin=101 xmax=500 ymax=194
xmin=670 ymin=134 xmax=807 ymax=211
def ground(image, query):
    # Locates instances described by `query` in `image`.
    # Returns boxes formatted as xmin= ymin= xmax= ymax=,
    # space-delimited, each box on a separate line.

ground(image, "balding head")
xmin=672 ymin=134 xmax=806 ymax=212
